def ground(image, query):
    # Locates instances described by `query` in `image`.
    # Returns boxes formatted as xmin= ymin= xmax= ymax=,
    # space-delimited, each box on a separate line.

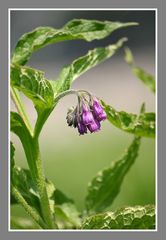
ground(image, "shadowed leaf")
xmin=85 ymin=137 xmax=141 ymax=213
xmin=124 ymin=47 xmax=155 ymax=93
xmin=102 ymin=101 xmax=155 ymax=138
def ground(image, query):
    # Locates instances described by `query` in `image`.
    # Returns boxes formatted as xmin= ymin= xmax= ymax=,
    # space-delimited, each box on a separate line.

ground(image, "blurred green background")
xmin=10 ymin=10 xmax=155 ymax=219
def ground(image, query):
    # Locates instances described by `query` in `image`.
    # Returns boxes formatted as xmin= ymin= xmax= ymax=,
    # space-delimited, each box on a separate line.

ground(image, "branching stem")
xmin=11 ymin=185 xmax=47 ymax=229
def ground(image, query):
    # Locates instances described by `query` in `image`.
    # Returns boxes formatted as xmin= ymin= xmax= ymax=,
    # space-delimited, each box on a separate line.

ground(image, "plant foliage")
xmin=10 ymin=18 xmax=155 ymax=230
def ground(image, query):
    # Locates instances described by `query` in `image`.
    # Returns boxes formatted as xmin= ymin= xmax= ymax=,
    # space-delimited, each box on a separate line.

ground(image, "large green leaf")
xmin=10 ymin=64 xmax=54 ymax=111
xmin=102 ymin=101 xmax=155 ymax=138
xmin=11 ymin=111 xmax=31 ymax=139
xmin=85 ymin=137 xmax=140 ymax=213
xmin=12 ymin=19 xmax=138 ymax=65
xmin=124 ymin=47 xmax=155 ymax=93
xmin=10 ymin=112 xmax=38 ymax=178
xmin=82 ymin=205 xmax=155 ymax=229
xmin=52 ymin=38 xmax=127 ymax=96
xmin=11 ymin=38 xmax=126 ymax=117
xmin=11 ymin=166 xmax=41 ymax=214
xmin=53 ymin=188 xmax=81 ymax=229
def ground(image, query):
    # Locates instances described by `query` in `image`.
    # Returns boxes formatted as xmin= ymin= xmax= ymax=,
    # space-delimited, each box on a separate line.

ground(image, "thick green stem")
xmin=12 ymin=88 xmax=83 ymax=229
xmin=11 ymin=185 xmax=47 ymax=229
xmin=11 ymin=88 xmax=57 ymax=228
xmin=32 ymin=137 xmax=58 ymax=229
xmin=11 ymin=87 xmax=33 ymax=136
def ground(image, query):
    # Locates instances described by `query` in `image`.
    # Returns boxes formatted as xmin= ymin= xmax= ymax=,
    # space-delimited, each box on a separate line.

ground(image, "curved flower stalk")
xmin=66 ymin=91 xmax=107 ymax=135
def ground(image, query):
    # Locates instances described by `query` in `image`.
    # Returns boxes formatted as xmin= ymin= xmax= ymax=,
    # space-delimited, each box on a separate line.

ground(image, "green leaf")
xmin=12 ymin=19 xmax=138 ymax=65
xmin=10 ymin=142 xmax=15 ymax=170
xmin=82 ymin=205 xmax=155 ymax=229
xmin=10 ymin=111 xmax=32 ymax=154
xmin=133 ymin=67 xmax=156 ymax=93
xmin=85 ymin=137 xmax=141 ymax=213
xmin=11 ymin=216 xmax=40 ymax=229
xmin=44 ymin=179 xmax=81 ymax=229
xmin=10 ymin=142 xmax=16 ymax=185
xmin=102 ymin=101 xmax=155 ymax=138
xmin=10 ymin=112 xmax=38 ymax=179
xmin=52 ymin=38 xmax=127 ymax=95
xmin=53 ymin=188 xmax=81 ymax=229
xmin=10 ymin=142 xmax=16 ymax=197
xmin=124 ymin=47 xmax=155 ymax=93
xmin=124 ymin=46 xmax=134 ymax=66
xmin=11 ymin=165 xmax=81 ymax=229
xmin=10 ymin=64 xmax=54 ymax=111
xmin=11 ymin=166 xmax=41 ymax=213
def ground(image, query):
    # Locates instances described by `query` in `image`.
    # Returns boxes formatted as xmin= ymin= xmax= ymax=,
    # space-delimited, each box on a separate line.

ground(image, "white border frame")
xmin=8 ymin=8 xmax=158 ymax=232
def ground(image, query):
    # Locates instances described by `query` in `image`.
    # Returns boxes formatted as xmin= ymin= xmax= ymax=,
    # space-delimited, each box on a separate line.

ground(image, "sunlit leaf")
xmin=102 ymin=101 xmax=155 ymax=138
xmin=82 ymin=205 xmax=155 ymax=229
xmin=12 ymin=19 xmax=138 ymax=65
xmin=85 ymin=137 xmax=140 ymax=213
xmin=133 ymin=67 xmax=155 ymax=93
xmin=52 ymin=38 xmax=127 ymax=96
xmin=124 ymin=47 xmax=155 ymax=93
xmin=10 ymin=64 xmax=54 ymax=111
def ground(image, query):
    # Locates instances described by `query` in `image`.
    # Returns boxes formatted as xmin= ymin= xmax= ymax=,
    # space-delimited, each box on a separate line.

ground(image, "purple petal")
xmin=87 ymin=119 xmax=101 ymax=133
xmin=97 ymin=111 xmax=107 ymax=121
xmin=93 ymin=101 xmax=103 ymax=115
xmin=77 ymin=122 xmax=87 ymax=135
xmin=82 ymin=106 xmax=94 ymax=125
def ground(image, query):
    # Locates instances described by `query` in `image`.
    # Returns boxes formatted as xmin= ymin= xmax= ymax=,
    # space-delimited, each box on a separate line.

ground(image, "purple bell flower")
xmin=96 ymin=111 xmax=107 ymax=121
xmin=92 ymin=98 xmax=104 ymax=116
xmin=82 ymin=105 xmax=94 ymax=125
xmin=77 ymin=121 xmax=87 ymax=135
xmin=87 ymin=119 xmax=101 ymax=133
xmin=92 ymin=98 xmax=107 ymax=122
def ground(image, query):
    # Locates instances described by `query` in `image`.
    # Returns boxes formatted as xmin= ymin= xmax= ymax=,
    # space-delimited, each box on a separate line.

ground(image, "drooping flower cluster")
xmin=66 ymin=91 xmax=107 ymax=135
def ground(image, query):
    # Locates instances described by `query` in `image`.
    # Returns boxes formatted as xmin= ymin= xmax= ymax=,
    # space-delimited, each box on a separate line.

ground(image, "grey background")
xmin=0 ymin=1 xmax=165 ymax=240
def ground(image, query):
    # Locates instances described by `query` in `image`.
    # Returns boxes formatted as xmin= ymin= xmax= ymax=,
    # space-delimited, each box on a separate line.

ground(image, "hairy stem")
xmin=11 ymin=185 xmax=47 ymax=229
xmin=32 ymin=136 xmax=58 ymax=229
xmin=34 ymin=89 xmax=80 ymax=138
xmin=54 ymin=89 xmax=79 ymax=102
xmin=11 ymin=86 xmax=57 ymax=228
xmin=10 ymin=87 xmax=33 ymax=136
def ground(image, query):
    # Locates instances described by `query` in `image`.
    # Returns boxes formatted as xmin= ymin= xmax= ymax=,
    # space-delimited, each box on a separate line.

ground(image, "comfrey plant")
xmin=10 ymin=19 xmax=156 ymax=229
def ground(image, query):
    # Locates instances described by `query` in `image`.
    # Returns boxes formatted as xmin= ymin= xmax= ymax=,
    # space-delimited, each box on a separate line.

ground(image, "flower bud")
xmin=82 ymin=105 xmax=94 ymax=125
xmin=66 ymin=107 xmax=77 ymax=127
xmin=87 ymin=119 xmax=101 ymax=133
xmin=92 ymin=98 xmax=107 ymax=122
xmin=77 ymin=121 xmax=87 ymax=135
xmin=92 ymin=98 xmax=104 ymax=116
xmin=96 ymin=111 xmax=107 ymax=121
